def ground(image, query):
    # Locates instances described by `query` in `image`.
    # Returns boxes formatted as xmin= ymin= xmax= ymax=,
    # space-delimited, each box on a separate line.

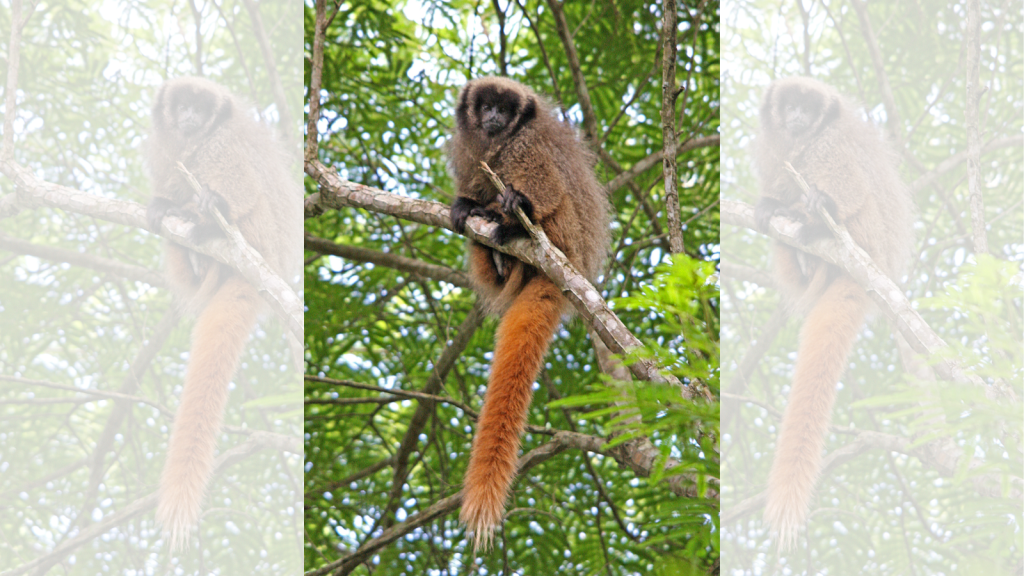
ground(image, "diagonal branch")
xmin=722 ymin=428 xmax=1023 ymax=525
xmin=305 ymin=437 xmax=569 ymax=576
xmin=304 ymin=429 xmax=716 ymax=576
xmin=605 ymin=135 xmax=720 ymax=194
xmin=721 ymin=198 xmax=1012 ymax=398
xmin=378 ymin=304 xmax=485 ymax=529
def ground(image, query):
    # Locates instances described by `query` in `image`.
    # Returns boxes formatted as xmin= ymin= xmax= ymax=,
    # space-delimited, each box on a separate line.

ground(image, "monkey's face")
xmin=472 ymin=88 xmax=521 ymax=137
xmin=455 ymin=79 xmax=536 ymax=143
xmin=153 ymin=80 xmax=227 ymax=145
xmin=480 ymin=100 xmax=514 ymax=136
xmin=174 ymin=103 xmax=212 ymax=135
xmin=782 ymin=101 xmax=817 ymax=135
xmin=776 ymin=91 xmax=825 ymax=137
xmin=761 ymin=77 xmax=841 ymax=141
xmin=169 ymin=92 xmax=216 ymax=138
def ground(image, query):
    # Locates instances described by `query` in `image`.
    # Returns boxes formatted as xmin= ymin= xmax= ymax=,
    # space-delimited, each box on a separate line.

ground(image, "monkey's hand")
xmin=451 ymin=196 xmax=501 ymax=234
xmin=196 ymin=187 xmax=232 ymax=222
xmin=797 ymin=184 xmax=838 ymax=244
xmin=184 ymin=187 xmax=234 ymax=244
xmin=489 ymin=184 xmax=534 ymax=246
xmin=754 ymin=197 xmax=785 ymax=233
xmin=147 ymin=197 xmax=199 ymax=233
xmin=499 ymin=184 xmax=535 ymax=223
xmin=801 ymin=184 xmax=838 ymax=221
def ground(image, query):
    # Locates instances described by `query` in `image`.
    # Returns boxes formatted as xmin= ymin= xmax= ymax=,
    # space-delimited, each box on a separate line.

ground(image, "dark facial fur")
xmin=455 ymin=81 xmax=537 ymax=143
xmin=152 ymin=79 xmax=233 ymax=147
xmin=760 ymin=80 xmax=841 ymax=139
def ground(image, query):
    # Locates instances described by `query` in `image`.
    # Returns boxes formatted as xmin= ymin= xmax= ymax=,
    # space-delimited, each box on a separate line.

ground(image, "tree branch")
xmin=305 ymin=437 xmax=569 ymax=576
xmin=304 ymin=160 xmax=714 ymax=401
xmin=605 ymin=135 xmax=720 ymax=195
xmin=544 ymin=0 xmax=599 ymax=141
xmin=660 ymin=0 xmax=685 ymax=254
xmin=722 ymin=428 xmax=1023 ymax=525
xmin=304 ymin=232 xmax=471 ymax=288
xmin=0 ymin=159 xmax=302 ymax=342
xmin=964 ymin=0 xmax=989 ymax=254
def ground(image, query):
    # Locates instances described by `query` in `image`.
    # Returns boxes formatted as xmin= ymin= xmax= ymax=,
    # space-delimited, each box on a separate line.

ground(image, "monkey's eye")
xmin=784 ymin=104 xmax=806 ymax=117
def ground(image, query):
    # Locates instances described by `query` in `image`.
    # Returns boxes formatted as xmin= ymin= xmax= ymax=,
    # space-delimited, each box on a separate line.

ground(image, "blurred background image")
xmin=0 ymin=0 xmax=303 ymax=572
xmin=721 ymin=0 xmax=1022 ymax=573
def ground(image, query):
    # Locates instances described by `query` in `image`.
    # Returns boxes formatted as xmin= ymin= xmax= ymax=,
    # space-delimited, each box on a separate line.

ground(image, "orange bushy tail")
xmin=157 ymin=274 xmax=260 ymax=551
xmin=764 ymin=275 xmax=868 ymax=549
xmin=460 ymin=275 xmax=563 ymax=551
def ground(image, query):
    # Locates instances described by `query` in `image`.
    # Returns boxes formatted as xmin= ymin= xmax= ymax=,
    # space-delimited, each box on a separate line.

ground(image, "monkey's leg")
xmin=460 ymin=275 xmax=563 ymax=552
xmin=163 ymin=244 xmax=205 ymax=299
xmin=466 ymin=242 xmax=527 ymax=313
xmin=157 ymin=274 xmax=260 ymax=551
xmin=764 ymin=275 xmax=868 ymax=550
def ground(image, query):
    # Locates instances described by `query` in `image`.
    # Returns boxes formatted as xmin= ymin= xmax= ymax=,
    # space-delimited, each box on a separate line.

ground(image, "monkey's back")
xmin=193 ymin=121 xmax=302 ymax=278
xmin=495 ymin=115 xmax=610 ymax=283
xmin=795 ymin=116 xmax=914 ymax=277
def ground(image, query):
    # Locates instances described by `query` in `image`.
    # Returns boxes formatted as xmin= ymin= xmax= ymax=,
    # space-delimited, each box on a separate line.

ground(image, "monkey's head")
xmin=151 ymin=77 xmax=235 ymax=148
xmin=454 ymin=76 xmax=543 ymax=144
xmin=760 ymin=77 xmax=844 ymax=140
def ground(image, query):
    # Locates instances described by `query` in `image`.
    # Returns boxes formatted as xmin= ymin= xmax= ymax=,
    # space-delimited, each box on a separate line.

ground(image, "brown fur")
xmin=446 ymin=77 xmax=610 ymax=550
xmin=753 ymin=77 xmax=914 ymax=549
xmin=145 ymin=77 xmax=301 ymax=551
